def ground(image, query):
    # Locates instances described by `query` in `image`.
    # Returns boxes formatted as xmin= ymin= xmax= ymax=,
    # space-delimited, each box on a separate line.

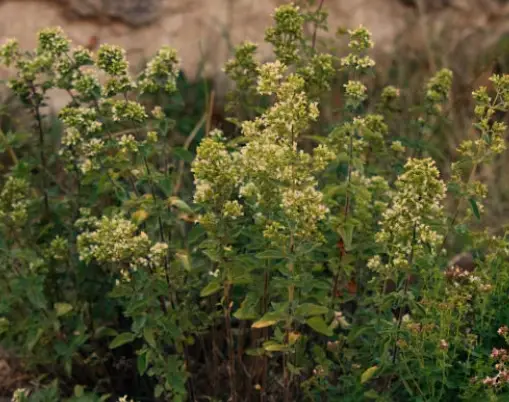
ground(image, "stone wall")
xmin=1 ymin=0 xmax=509 ymax=106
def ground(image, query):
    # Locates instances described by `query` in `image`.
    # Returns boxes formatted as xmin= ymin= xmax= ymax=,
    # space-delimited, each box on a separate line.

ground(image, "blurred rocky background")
xmin=1 ymin=0 xmax=509 ymax=91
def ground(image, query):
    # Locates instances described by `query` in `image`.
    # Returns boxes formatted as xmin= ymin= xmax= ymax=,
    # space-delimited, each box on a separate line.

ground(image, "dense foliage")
xmin=2 ymin=2 xmax=509 ymax=401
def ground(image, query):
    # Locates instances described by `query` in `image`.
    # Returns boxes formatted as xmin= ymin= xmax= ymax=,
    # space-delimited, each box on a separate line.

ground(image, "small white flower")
xmin=208 ymin=269 xmax=220 ymax=278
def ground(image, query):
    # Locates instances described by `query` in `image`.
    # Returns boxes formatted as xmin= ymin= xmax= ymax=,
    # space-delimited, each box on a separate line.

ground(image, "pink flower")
xmin=483 ymin=376 xmax=497 ymax=386
xmin=498 ymin=326 xmax=509 ymax=336
xmin=491 ymin=348 xmax=507 ymax=359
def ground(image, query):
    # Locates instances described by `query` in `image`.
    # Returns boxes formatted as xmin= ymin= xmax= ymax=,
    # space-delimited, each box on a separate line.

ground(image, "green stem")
xmin=224 ymin=278 xmax=237 ymax=401
xmin=29 ymin=84 xmax=49 ymax=214
xmin=0 ymin=128 xmax=18 ymax=165
xmin=391 ymin=224 xmax=417 ymax=364
xmin=261 ymin=262 xmax=270 ymax=401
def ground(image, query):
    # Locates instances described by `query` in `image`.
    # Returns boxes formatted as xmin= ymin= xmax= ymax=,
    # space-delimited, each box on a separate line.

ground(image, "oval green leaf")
xmin=54 ymin=302 xmax=73 ymax=317
xmin=361 ymin=365 xmax=378 ymax=384
xmin=109 ymin=332 xmax=136 ymax=349
xmin=295 ymin=303 xmax=329 ymax=317
xmin=200 ymin=281 xmax=223 ymax=297
xmin=252 ymin=311 xmax=287 ymax=329
xmin=306 ymin=316 xmax=333 ymax=336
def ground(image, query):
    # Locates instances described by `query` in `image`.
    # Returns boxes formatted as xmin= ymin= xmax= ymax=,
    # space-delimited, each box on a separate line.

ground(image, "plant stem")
xmin=344 ymin=128 xmax=354 ymax=221
xmin=284 ymin=122 xmax=298 ymax=402
xmin=331 ymin=124 xmax=354 ymax=307
xmin=0 ymin=129 xmax=18 ymax=165
xmin=439 ymin=162 xmax=478 ymax=252
xmin=224 ymin=279 xmax=237 ymax=402
xmin=210 ymin=290 xmax=221 ymax=397
xmin=391 ymin=224 xmax=417 ymax=364
xmin=284 ymin=234 xmax=295 ymax=402
xmin=29 ymin=84 xmax=49 ymax=214
xmin=142 ymin=154 xmax=197 ymax=399
xmin=261 ymin=265 xmax=270 ymax=401
xmin=311 ymin=0 xmax=325 ymax=51
xmin=172 ymin=113 xmax=206 ymax=197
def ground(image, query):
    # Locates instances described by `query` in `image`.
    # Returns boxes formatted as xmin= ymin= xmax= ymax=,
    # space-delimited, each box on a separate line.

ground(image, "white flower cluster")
xmin=77 ymin=214 xmax=151 ymax=265
xmin=77 ymin=214 xmax=172 ymax=283
xmin=368 ymin=158 xmax=446 ymax=275
xmin=0 ymin=176 xmax=30 ymax=227
xmin=340 ymin=26 xmax=375 ymax=73
xmin=72 ymin=68 xmax=101 ymax=100
xmin=139 ymin=46 xmax=180 ymax=94
xmin=149 ymin=242 xmax=169 ymax=268
xmin=59 ymin=107 xmax=102 ymax=134
xmin=257 ymin=60 xmax=286 ymax=95
xmin=118 ymin=395 xmax=136 ymax=402
xmin=193 ymin=61 xmax=335 ymax=244
xmin=192 ymin=130 xmax=240 ymax=210
xmin=12 ymin=388 xmax=29 ymax=402
xmin=118 ymin=134 xmax=139 ymax=154
xmin=111 ymin=100 xmax=148 ymax=123
xmin=58 ymin=97 xmax=150 ymax=172
xmin=240 ymin=64 xmax=334 ymax=241
xmin=37 ymin=27 xmax=70 ymax=57
xmin=0 ymin=38 xmax=19 ymax=67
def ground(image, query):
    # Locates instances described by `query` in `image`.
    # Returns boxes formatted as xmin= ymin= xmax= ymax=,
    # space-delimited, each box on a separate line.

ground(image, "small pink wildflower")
xmin=439 ymin=339 xmax=449 ymax=350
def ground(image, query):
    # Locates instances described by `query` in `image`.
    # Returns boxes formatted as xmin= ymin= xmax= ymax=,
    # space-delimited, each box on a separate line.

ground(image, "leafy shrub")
xmin=2 ymin=2 xmax=509 ymax=401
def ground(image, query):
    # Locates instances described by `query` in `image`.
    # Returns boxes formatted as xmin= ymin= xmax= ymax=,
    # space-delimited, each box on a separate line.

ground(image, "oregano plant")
xmin=2 ymin=2 xmax=509 ymax=402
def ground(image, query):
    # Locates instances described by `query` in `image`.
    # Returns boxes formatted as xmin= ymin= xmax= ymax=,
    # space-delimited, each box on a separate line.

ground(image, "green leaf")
xmin=172 ymin=147 xmax=194 ymax=162
xmin=338 ymin=223 xmax=354 ymax=251
xmin=200 ymin=281 xmax=222 ymax=297
xmin=132 ymin=209 xmax=149 ymax=224
xmin=361 ymin=366 xmax=378 ymax=384
xmin=137 ymin=350 xmax=150 ymax=375
xmin=157 ymin=175 xmax=173 ymax=197
xmin=233 ymin=305 xmax=258 ymax=321
xmin=27 ymin=328 xmax=44 ymax=352
xmin=109 ymin=332 xmax=136 ymax=349
xmin=94 ymin=326 xmax=118 ymax=339
xmin=73 ymin=385 xmax=85 ymax=397
xmin=202 ymin=248 xmax=220 ymax=262
xmin=363 ymin=390 xmax=379 ymax=399
xmin=263 ymin=341 xmax=289 ymax=352
xmin=306 ymin=316 xmax=333 ymax=336
xmin=54 ymin=302 xmax=73 ymax=317
xmin=469 ymin=197 xmax=481 ymax=220
xmin=168 ymin=197 xmax=194 ymax=214
xmin=295 ymin=303 xmax=329 ymax=317
xmin=303 ymin=134 xmax=328 ymax=144
xmin=176 ymin=251 xmax=191 ymax=272
xmin=231 ymin=272 xmax=253 ymax=286
xmin=245 ymin=348 xmax=265 ymax=356
xmin=143 ymin=327 xmax=157 ymax=348
xmin=347 ymin=326 xmax=370 ymax=342
xmin=0 ymin=317 xmax=10 ymax=335
xmin=154 ymin=384 xmax=164 ymax=398
xmin=234 ymin=293 xmax=259 ymax=320
xmin=27 ymin=286 xmax=46 ymax=309
xmin=256 ymin=249 xmax=285 ymax=259
xmin=65 ymin=359 xmax=72 ymax=377
xmin=252 ymin=310 xmax=287 ymax=329
xmin=108 ymin=284 xmax=134 ymax=298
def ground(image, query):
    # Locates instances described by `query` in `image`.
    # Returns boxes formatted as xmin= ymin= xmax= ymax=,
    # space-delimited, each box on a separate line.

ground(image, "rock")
xmin=1 ymin=0 xmax=509 ymax=109
xmin=399 ymin=0 xmax=452 ymax=11
xmin=67 ymin=0 xmax=162 ymax=26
